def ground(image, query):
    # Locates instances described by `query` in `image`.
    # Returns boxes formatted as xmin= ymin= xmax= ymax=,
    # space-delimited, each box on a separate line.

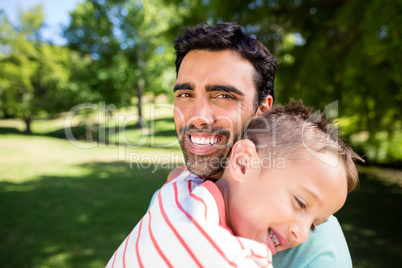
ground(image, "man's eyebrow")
xmin=205 ymin=85 xmax=245 ymax=96
xmin=173 ymin=82 xmax=195 ymax=92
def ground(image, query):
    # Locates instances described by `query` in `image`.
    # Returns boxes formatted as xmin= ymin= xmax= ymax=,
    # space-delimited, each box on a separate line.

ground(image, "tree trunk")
xmin=136 ymin=45 xmax=146 ymax=127
xmin=137 ymin=78 xmax=145 ymax=126
xmin=86 ymin=123 xmax=94 ymax=143
xmin=24 ymin=117 xmax=32 ymax=135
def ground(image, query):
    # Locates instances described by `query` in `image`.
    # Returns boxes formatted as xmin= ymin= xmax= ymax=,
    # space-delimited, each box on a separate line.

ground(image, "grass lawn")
xmin=0 ymin=112 xmax=401 ymax=267
xmin=0 ymin=108 xmax=182 ymax=267
xmin=336 ymin=166 xmax=402 ymax=267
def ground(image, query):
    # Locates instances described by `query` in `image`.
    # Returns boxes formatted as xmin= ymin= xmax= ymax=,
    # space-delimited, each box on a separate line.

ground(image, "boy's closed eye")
xmin=295 ymin=196 xmax=306 ymax=209
xmin=294 ymin=196 xmax=317 ymax=232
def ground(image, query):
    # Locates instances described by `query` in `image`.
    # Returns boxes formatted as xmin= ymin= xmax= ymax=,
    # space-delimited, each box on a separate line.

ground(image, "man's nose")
xmin=289 ymin=221 xmax=310 ymax=246
xmin=187 ymin=97 xmax=215 ymax=128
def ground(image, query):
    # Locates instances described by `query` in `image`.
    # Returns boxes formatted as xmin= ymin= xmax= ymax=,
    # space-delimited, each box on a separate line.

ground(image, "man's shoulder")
xmin=273 ymin=215 xmax=352 ymax=268
xmin=165 ymin=169 xmax=200 ymax=185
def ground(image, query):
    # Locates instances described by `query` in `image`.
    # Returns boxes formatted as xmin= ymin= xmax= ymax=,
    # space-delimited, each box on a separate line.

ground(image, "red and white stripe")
xmin=106 ymin=170 xmax=273 ymax=268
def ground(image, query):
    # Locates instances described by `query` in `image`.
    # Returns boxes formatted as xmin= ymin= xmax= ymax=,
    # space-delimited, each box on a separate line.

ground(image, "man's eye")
xmin=216 ymin=94 xmax=234 ymax=99
xmin=177 ymin=93 xmax=192 ymax=98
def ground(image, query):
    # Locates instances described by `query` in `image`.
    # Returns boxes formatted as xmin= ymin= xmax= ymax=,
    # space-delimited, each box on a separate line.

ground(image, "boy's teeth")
xmin=269 ymin=229 xmax=280 ymax=247
xmin=191 ymin=136 xmax=219 ymax=145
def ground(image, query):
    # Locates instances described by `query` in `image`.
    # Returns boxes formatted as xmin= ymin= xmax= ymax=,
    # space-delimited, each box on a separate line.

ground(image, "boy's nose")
xmin=289 ymin=221 xmax=310 ymax=246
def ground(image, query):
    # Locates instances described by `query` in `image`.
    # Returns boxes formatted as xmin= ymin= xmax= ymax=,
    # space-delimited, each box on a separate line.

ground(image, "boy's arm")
xmin=146 ymin=166 xmax=187 ymax=211
xmin=273 ymin=215 xmax=352 ymax=268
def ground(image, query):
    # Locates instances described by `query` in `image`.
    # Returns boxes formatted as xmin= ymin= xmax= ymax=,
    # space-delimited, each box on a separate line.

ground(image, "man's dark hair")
xmin=174 ymin=22 xmax=276 ymax=106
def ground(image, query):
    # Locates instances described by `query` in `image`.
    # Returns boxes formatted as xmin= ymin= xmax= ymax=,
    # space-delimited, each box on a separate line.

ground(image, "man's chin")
xmin=185 ymin=156 xmax=225 ymax=179
xmin=179 ymin=135 xmax=233 ymax=179
xmin=182 ymin=150 xmax=230 ymax=179
xmin=186 ymin=163 xmax=223 ymax=180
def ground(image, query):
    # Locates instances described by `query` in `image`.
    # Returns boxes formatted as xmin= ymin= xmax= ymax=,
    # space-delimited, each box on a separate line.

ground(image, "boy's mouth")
xmin=269 ymin=229 xmax=280 ymax=247
xmin=267 ymin=228 xmax=288 ymax=255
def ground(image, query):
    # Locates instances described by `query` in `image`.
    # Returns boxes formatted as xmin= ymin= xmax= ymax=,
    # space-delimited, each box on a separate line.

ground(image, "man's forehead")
xmin=179 ymin=49 xmax=255 ymax=75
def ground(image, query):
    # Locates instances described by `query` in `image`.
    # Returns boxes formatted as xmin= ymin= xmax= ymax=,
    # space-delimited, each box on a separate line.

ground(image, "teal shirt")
xmin=148 ymin=190 xmax=352 ymax=267
xmin=273 ymin=215 xmax=352 ymax=267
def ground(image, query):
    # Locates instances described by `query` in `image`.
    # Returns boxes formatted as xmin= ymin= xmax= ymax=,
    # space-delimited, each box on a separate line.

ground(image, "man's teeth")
xmin=269 ymin=229 xmax=280 ymax=247
xmin=190 ymin=136 xmax=219 ymax=145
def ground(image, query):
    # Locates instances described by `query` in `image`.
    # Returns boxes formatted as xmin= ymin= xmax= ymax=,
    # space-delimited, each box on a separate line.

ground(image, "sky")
xmin=0 ymin=0 xmax=84 ymax=45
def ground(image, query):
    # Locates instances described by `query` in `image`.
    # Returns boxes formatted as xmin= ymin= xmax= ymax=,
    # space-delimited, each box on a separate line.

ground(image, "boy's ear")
xmin=229 ymin=139 xmax=259 ymax=181
xmin=256 ymin=95 xmax=273 ymax=115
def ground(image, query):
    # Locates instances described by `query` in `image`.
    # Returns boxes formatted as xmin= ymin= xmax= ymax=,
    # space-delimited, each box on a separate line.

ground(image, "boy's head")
xmin=216 ymin=100 xmax=363 ymax=255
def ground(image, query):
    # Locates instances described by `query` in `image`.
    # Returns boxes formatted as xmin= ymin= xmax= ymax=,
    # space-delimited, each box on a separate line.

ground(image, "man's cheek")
xmin=173 ymin=107 xmax=186 ymax=130
xmin=210 ymin=157 xmax=229 ymax=170
xmin=210 ymin=157 xmax=220 ymax=170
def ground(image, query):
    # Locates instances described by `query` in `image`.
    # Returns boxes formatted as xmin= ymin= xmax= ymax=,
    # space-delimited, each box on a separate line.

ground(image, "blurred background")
xmin=0 ymin=0 xmax=401 ymax=267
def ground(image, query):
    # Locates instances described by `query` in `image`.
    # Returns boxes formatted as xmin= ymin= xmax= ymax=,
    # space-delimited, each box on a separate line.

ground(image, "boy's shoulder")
xmin=157 ymin=170 xmax=274 ymax=267
xmin=163 ymin=170 xmax=206 ymax=192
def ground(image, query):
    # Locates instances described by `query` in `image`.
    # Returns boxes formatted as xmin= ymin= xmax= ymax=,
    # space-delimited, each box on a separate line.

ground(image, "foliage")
xmin=0 ymin=6 xmax=91 ymax=134
xmin=63 ymin=0 xmax=178 ymax=121
xmin=163 ymin=0 xmax=402 ymax=162
xmin=1 ymin=0 xmax=401 ymax=161
xmin=268 ymin=0 xmax=402 ymax=163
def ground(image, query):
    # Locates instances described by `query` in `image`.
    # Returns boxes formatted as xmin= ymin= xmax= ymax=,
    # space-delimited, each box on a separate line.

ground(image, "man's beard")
xmin=177 ymin=126 xmax=240 ymax=178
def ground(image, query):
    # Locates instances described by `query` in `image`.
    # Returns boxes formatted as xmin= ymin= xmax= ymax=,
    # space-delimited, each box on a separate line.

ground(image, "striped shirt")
xmin=106 ymin=170 xmax=273 ymax=268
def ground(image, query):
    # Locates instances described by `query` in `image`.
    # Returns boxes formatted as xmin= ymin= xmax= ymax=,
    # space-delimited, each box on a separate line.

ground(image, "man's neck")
xmin=201 ymin=170 xmax=224 ymax=181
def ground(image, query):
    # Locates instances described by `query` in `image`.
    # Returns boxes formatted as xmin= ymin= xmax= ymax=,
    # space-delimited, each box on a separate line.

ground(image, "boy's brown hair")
xmin=244 ymin=99 xmax=364 ymax=192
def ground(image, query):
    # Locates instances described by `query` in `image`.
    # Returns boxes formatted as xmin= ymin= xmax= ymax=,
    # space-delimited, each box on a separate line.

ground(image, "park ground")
xmin=0 ymin=105 xmax=401 ymax=268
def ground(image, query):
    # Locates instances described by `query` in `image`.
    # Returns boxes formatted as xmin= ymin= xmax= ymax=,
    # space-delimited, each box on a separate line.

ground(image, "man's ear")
xmin=256 ymin=95 xmax=273 ymax=115
xmin=229 ymin=139 xmax=259 ymax=181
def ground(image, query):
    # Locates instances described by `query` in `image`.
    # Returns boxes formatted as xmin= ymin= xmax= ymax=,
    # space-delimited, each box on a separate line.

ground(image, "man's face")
xmin=174 ymin=50 xmax=262 ymax=179
xmin=226 ymin=151 xmax=347 ymax=255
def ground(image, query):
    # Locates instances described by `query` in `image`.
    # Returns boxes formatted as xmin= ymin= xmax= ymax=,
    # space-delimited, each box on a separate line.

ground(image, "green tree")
xmin=0 ymin=6 xmax=90 ymax=134
xmin=264 ymin=0 xmax=402 ymax=162
xmin=64 ymin=0 xmax=177 ymax=124
xmin=164 ymin=0 xmax=402 ymax=162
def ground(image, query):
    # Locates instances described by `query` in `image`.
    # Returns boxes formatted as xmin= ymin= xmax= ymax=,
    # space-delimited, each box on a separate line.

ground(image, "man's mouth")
xmin=184 ymin=133 xmax=227 ymax=155
xmin=190 ymin=135 xmax=221 ymax=146
xmin=177 ymin=126 xmax=233 ymax=177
